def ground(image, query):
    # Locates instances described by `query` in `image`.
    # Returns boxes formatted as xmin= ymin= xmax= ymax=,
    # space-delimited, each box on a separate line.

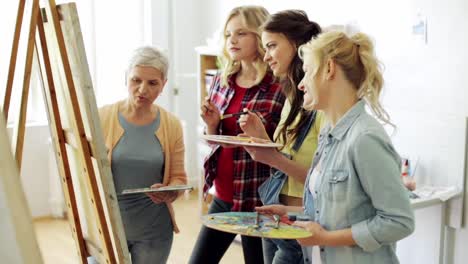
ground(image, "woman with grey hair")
xmin=99 ymin=46 xmax=187 ymax=263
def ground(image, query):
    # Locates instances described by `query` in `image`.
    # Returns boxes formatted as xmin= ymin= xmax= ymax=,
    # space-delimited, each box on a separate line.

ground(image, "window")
xmin=0 ymin=0 xmax=150 ymax=124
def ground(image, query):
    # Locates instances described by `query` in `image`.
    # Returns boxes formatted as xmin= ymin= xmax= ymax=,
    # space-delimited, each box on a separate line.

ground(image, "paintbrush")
xmin=252 ymin=212 xmax=260 ymax=229
xmin=273 ymin=214 xmax=280 ymax=229
xmin=220 ymin=110 xmax=264 ymax=120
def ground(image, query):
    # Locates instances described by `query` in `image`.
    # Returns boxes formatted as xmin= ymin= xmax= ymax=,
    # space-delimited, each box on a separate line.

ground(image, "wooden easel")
xmin=2 ymin=1 xmax=130 ymax=263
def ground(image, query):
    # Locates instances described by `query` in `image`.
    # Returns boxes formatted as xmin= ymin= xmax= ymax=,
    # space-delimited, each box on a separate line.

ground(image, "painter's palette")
xmin=201 ymin=135 xmax=282 ymax=148
xmin=202 ymin=212 xmax=312 ymax=239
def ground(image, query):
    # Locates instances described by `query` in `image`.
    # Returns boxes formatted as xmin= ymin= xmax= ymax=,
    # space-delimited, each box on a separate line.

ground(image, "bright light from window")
xmin=0 ymin=0 xmax=146 ymax=125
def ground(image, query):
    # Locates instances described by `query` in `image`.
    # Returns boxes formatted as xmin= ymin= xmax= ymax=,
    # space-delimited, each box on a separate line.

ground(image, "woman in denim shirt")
xmin=257 ymin=31 xmax=415 ymax=263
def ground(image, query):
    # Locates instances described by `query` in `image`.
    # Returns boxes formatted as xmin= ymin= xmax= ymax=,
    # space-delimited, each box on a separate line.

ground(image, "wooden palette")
xmin=201 ymin=135 xmax=282 ymax=148
xmin=202 ymin=212 xmax=312 ymax=239
xmin=121 ymin=185 xmax=193 ymax=195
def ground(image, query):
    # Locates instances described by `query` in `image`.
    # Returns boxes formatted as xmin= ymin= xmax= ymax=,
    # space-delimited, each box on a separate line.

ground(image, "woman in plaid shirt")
xmin=189 ymin=6 xmax=285 ymax=264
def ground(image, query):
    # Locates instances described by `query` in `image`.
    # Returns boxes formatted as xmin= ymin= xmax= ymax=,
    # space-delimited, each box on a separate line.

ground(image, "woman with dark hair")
xmin=239 ymin=10 xmax=323 ymax=264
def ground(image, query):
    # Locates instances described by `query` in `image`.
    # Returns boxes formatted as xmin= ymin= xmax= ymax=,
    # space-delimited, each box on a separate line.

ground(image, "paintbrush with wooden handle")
xmin=220 ymin=110 xmax=264 ymax=120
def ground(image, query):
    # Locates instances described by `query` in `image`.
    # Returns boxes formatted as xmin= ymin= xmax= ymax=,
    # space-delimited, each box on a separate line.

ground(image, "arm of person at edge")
xmin=239 ymin=110 xmax=309 ymax=183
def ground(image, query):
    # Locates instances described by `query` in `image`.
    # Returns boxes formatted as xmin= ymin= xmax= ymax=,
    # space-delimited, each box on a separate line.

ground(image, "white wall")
xmin=7 ymin=124 xmax=52 ymax=218
xmin=20 ymin=125 xmax=52 ymax=218
xmin=1 ymin=117 xmax=43 ymax=264
xmin=190 ymin=0 xmax=468 ymax=263
xmin=170 ymin=0 xmax=206 ymax=186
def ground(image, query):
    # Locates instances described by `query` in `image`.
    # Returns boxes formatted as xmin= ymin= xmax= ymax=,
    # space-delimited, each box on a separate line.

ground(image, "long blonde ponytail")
xmin=299 ymin=31 xmax=394 ymax=126
xmin=351 ymin=33 xmax=393 ymax=126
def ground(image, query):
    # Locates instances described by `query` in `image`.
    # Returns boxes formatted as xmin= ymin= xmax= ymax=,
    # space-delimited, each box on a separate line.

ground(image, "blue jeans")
xmin=87 ymin=234 xmax=173 ymax=264
xmin=263 ymin=237 xmax=304 ymax=264
xmin=189 ymin=197 xmax=264 ymax=264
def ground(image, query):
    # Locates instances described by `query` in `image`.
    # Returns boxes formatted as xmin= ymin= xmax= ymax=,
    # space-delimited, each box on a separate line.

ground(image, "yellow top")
xmin=273 ymin=100 xmax=325 ymax=198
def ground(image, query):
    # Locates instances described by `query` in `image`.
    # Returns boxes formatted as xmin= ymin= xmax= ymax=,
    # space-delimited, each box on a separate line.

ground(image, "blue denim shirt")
xmin=303 ymin=100 xmax=415 ymax=264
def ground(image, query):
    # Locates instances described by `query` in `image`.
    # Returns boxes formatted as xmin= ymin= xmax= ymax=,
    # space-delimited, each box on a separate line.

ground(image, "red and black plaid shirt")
xmin=203 ymin=72 xmax=285 ymax=211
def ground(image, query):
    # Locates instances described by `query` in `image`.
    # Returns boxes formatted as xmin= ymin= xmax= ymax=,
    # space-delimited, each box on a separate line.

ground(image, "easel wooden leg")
xmin=35 ymin=7 xmax=89 ymax=263
xmin=10 ymin=0 xmax=40 ymax=169
xmin=3 ymin=0 xmax=26 ymax=121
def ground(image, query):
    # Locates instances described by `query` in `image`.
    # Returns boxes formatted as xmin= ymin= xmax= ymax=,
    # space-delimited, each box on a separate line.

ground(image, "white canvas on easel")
xmin=0 ymin=114 xmax=43 ymax=264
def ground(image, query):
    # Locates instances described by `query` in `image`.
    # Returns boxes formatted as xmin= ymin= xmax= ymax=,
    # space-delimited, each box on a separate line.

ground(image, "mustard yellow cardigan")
xmin=99 ymin=100 xmax=187 ymax=233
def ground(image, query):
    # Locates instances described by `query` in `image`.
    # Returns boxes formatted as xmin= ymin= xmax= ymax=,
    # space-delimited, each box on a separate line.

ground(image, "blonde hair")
xmin=220 ymin=6 xmax=270 ymax=87
xmin=299 ymin=31 xmax=392 ymax=126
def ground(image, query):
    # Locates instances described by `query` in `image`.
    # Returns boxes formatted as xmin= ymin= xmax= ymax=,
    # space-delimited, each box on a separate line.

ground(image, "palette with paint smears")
xmin=202 ymin=212 xmax=312 ymax=239
xmin=201 ymin=135 xmax=282 ymax=148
